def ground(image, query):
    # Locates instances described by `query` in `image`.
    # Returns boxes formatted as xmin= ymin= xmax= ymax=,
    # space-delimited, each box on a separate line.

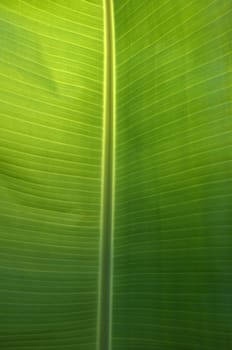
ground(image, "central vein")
xmin=97 ymin=0 xmax=115 ymax=349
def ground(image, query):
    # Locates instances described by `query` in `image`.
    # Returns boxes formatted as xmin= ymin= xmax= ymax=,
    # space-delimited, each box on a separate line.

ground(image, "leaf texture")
xmin=0 ymin=1 xmax=232 ymax=350
xmin=0 ymin=1 xmax=104 ymax=349
xmin=113 ymin=1 xmax=232 ymax=349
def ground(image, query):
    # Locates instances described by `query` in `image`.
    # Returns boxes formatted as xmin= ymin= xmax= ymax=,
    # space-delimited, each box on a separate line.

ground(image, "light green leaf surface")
xmin=0 ymin=1 xmax=232 ymax=350
xmin=0 ymin=1 xmax=104 ymax=349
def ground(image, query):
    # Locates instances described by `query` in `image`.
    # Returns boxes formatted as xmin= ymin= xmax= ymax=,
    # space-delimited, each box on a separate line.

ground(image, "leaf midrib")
xmin=97 ymin=1 xmax=116 ymax=350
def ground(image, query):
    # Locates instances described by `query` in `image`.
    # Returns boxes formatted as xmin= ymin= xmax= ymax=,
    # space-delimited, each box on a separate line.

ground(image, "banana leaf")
xmin=0 ymin=1 xmax=231 ymax=349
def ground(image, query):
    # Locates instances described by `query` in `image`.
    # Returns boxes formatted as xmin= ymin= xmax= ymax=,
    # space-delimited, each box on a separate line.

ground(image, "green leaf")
xmin=0 ymin=1 xmax=232 ymax=350
xmin=0 ymin=1 xmax=104 ymax=349
xmin=113 ymin=1 xmax=232 ymax=350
